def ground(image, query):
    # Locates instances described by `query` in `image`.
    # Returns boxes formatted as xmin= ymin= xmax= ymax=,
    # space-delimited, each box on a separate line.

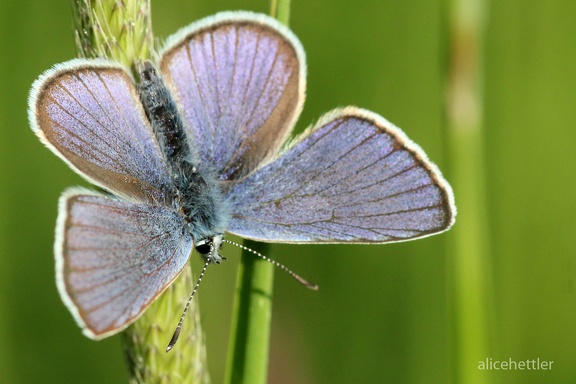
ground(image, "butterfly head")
xmin=195 ymin=235 xmax=224 ymax=264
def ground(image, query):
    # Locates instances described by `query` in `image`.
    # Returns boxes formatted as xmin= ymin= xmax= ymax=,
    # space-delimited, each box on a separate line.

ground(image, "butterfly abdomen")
xmin=138 ymin=60 xmax=198 ymax=168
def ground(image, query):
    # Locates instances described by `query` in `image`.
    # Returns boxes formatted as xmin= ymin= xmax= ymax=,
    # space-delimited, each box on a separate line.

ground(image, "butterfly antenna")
xmin=166 ymin=261 xmax=209 ymax=353
xmin=222 ymin=239 xmax=319 ymax=290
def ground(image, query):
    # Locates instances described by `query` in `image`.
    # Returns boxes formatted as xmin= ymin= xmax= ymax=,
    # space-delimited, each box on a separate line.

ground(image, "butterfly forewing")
xmin=226 ymin=107 xmax=456 ymax=243
xmin=57 ymin=189 xmax=193 ymax=339
xmin=30 ymin=59 xmax=175 ymax=204
xmin=160 ymin=11 xmax=306 ymax=180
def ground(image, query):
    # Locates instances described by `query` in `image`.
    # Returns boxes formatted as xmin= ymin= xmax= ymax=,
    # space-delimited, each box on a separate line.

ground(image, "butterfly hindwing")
xmin=226 ymin=107 xmax=456 ymax=243
xmin=56 ymin=188 xmax=193 ymax=339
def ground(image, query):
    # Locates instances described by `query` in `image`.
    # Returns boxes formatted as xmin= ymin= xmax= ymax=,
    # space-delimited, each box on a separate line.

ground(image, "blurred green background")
xmin=1 ymin=0 xmax=575 ymax=383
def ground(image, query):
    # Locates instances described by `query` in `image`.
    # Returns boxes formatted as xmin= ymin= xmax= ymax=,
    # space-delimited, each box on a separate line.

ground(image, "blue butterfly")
xmin=28 ymin=11 xmax=455 ymax=341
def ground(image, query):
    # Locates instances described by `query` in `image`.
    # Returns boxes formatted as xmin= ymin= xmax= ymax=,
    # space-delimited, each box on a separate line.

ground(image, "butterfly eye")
xmin=195 ymin=239 xmax=212 ymax=255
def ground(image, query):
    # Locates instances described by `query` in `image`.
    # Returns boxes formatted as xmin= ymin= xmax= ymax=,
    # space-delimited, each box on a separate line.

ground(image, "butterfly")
xmin=28 ymin=11 xmax=456 ymax=341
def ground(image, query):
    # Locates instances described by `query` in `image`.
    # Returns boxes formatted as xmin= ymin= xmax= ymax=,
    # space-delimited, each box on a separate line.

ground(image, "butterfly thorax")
xmin=138 ymin=60 xmax=229 ymax=263
xmin=174 ymin=161 xmax=229 ymax=246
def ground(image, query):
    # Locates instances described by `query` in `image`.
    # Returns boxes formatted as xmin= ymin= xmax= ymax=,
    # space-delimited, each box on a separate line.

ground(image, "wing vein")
xmin=72 ymin=73 xmax=142 ymax=171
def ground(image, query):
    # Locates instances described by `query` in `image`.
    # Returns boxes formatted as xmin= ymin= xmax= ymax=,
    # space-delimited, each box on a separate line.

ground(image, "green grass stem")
xmin=445 ymin=1 xmax=493 ymax=383
xmin=224 ymin=2 xmax=291 ymax=384
xmin=224 ymin=240 xmax=274 ymax=384
xmin=71 ymin=1 xmax=210 ymax=382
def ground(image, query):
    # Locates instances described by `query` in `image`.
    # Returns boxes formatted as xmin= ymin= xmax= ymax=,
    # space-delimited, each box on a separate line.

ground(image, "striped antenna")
xmin=222 ymin=239 xmax=319 ymax=290
xmin=167 ymin=238 xmax=319 ymax=352
xmin=166 ymin=261 xmax=209 ymax=353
